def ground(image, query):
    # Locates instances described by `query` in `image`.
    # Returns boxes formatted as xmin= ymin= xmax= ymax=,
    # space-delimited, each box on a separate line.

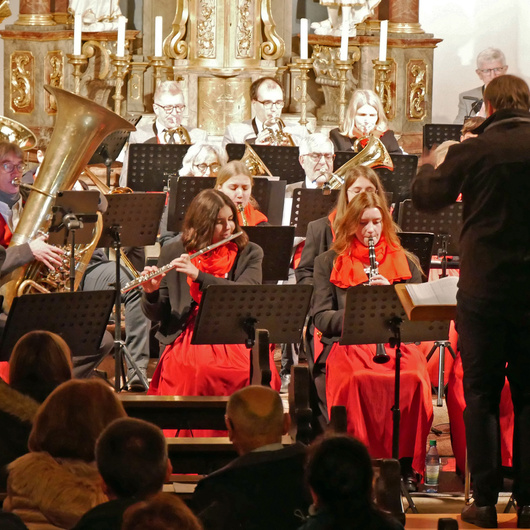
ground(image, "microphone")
xmin=463 ymin=96 xmax=483 ymax=115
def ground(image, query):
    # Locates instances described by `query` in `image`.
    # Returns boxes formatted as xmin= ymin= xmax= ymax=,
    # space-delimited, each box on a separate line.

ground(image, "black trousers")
xmin=457 ymin=291 xmax=530 ymax=506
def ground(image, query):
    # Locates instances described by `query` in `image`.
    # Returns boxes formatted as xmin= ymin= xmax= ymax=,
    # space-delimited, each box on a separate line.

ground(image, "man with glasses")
xmin=222 ymin=77 xmax=309 ymax=148
xmin=454 ymin=47 xmax=508 ymax=124
xmin=120 ymin=81 xmax=208 ymax=186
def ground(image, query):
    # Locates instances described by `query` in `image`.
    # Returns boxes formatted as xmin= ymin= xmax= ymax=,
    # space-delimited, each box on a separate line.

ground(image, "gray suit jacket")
xmin=222 ymin=119 xmax=309 ymax=148
xmin=454 ymin=86 xmax=483 ymax=124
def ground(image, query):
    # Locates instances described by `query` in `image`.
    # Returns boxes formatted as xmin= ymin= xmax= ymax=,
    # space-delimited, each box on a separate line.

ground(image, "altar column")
xmin=15 ymin=0 xmax=55 ymax=26
xmin=388 ymin=0 xmax=422 ymax=34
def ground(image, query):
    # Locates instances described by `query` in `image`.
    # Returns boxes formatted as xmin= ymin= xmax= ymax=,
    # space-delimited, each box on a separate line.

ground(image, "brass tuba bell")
xmin=0 ymin=116 xmax=37 ymax=150
xmin=0 ymin=86 xmax=136 ymax=312
xmin=240 ymin=142 xmax=273 ymax=177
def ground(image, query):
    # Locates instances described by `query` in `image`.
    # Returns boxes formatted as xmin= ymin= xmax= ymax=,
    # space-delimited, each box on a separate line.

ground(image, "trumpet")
xmin=260 ymin=118 xmax=295 ymax=146
xmin=121 ymin=231 xmax=243 ymax=294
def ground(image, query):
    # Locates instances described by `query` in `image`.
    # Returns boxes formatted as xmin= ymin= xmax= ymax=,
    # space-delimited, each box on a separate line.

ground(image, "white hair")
xmin=477 ymin=48 xmax=506 ymax=68
xmin=179 ymin=143 xmax=228 ymax=176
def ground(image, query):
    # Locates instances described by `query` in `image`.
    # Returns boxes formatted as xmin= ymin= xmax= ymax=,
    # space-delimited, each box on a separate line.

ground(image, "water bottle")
xmin=424 ymin=439 xmax=440 ymax=493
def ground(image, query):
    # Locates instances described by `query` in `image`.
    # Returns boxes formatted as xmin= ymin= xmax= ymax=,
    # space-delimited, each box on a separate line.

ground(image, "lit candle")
xmin=155 ymin=16 xmax=163 ymax=57
xmin=379 ymin=20 xmax=388 ymax=62
xmin=116 ymin=16 xmax=126 ymax=57
xmin=339 ymin=8 xmax=350 ymax=61
xmin=73 ymin=14 xmax=82 ymax=56
xmin=300 ymin=18 xmax=309 ymax=60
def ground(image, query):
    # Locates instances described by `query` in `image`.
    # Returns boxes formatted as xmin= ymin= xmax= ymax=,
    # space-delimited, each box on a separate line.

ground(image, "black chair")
xmin=398 ymin=232 xmax=435 ymax=282
xmin=423 ymin=124 xmax=461 ymax=151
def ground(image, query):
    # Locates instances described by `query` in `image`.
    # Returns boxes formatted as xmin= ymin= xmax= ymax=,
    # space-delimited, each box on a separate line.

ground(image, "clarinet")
xmin=368 ymin=237 xmax=379 ymax=283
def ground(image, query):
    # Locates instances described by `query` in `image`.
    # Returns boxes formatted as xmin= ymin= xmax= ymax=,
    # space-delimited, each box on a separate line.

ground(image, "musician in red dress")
xmin=312 ymin=192 xmax=433 ymax=488
xmin=215 ymin=161 xmax=268 ymax=226
xmin=141 ymin=189 xmax=280 ymax=421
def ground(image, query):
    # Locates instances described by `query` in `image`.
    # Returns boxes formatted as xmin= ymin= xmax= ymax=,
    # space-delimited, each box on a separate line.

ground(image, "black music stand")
xmin=97 ymin=192 xmax=166 ymax=391
xmin=127 ymin=144 xmax=192 ymax=191
xmin=191 ymin=284 xmax=313 ymax=387
xmin=341 ymin=284 xmax=450 ymax=511
xmin=423 ymin=124 xmax=462 ymax=151
xmin=48 ymin=190 xmax=100 ymax=292
xmin=398 ymin=199 xmax=463 ymax=277
xmin=226 ymin=143 xmax=306 ymax=184
xmin=0 ymin=291 xmax=115 ymax=363
xmin=89 ymin=116 xmax=141 ymax=188
xmin=397 ymin=232 xmax=435 ymax=282
xmin=290 ymin=188 xmax=339 ymax=237
xmin=243 ymin=226 xmax=295 ymax=282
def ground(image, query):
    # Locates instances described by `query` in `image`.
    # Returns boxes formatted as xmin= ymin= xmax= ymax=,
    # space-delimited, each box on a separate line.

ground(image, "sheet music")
xmin=406 ymin=276 xmax=458 ymax=306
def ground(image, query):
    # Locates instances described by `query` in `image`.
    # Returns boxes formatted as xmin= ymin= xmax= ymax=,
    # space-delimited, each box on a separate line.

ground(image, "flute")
xmin=121 ymin=231 xmax=243 ymax=294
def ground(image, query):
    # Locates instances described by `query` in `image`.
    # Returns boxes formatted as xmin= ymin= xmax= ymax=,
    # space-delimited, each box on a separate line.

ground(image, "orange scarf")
xmin=330 ymin=235 xmax=411 ymax=288
xmin=328 ymin=209 xmax=337 ymax=240
xmin=186 ymin=242 xmax=238 ymax=303
xmin=238 ymin=203 xmax=268 ymax=226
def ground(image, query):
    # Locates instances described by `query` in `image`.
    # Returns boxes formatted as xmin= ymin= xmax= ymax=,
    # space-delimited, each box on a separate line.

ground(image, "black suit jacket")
xmin=329 ymin=128 xmax=402 ymax=154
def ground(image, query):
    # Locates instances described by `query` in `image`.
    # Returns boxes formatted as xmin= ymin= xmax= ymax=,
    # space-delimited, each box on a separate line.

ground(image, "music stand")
xmin=192 ymin=284 xmax=313 ymax=387
xmin=398 ymin=199 xmax=463 ymax=277
xmin=226 ymin=143 xmax=306 ymax=184
xmin=290 ymin=189 xmax=339 ymax=237
xmin=243 ymin=226 xmax=294 ymax=282
xmin=89 ymin=115 xmax=141 ymax=188
xmin=127 ymin=144 xmax=192 ymax=191
xmin=97 ymin=192 xmax=166 ymax=391
xmin=423 ymin=124 xmax=462 ymax=151
xmin=0 ymin=291 xmax=115 ymax=362
xmin=341 ymin=284 xmax=450 ymax=510
xmin=397 ymin=232 xmax=435 ymax=282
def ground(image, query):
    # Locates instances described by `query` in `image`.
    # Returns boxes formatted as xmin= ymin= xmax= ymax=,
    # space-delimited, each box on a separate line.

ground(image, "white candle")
xmin=300 ymin=18 xmax=309 ymax=60
xmin=73 ymin=14 xmax=82 ymax=56
xmin=155 ymin=16 xmax=163 ymax=57
xmin=379 ymin=20 xmax=388 ymax=62
xmin=116 ymin=16 xmax=126 ymax=57
xmin=339 ymin=8 xmax=350 ymax=61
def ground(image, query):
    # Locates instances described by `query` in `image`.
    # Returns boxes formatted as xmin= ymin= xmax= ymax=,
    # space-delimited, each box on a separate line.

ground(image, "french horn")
xmin=0 ymin=86 xmax=136 ymax=311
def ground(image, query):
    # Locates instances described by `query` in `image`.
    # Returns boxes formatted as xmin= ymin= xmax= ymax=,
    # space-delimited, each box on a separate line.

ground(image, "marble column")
xmin=16 ymin=0 xmax=55 ymax=26
xmin=388 ymin=0 xmax=422 ymax=33
xmin=52 ymin=0 xmax=69 ymax=24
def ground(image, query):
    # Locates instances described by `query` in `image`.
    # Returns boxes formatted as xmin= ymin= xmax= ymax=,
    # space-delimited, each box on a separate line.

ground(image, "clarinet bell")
xmin=373 ymin=343 xmax=390 ymax=364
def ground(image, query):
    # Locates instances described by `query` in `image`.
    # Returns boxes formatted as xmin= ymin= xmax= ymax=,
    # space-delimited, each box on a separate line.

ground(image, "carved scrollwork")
xmin=45 ymin=51 xmax=64 ymax=114
xmin=82 ymin=40 xmax=111 ymax=79
xmin=197 ymin=0 xmax=216 ymax=58
xmin=260 ymin=0 xmax=284 ymax=60
xmin=10 ymin=52 xmax=34 ymax=113
xmin=237 ymin=0 xmax=253 ymax=58
xmin=166 ymin=0 xmax=189 ymax=59
xmin=407 ymin=60 xmax=426 ymax=120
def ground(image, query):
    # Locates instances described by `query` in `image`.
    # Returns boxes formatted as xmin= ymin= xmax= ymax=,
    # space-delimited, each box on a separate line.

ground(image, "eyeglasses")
xmin=194 ymin=163 xmax=221 ymax=174
xmin=154 ymin=103 xmax=186 ymax=113
xmin=305 ymin=153 xmax=335 ymax=162
xmin=256 ymin=100 xmax=285 ymax=110
xmin=478 ymin=66 xmax=507 ymax=75
xmin=1 ymin=162 xmax=26 ymax=173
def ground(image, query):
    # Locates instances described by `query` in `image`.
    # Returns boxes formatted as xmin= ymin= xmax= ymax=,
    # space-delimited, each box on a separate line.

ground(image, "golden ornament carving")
xmin=82 ymin=40 xmax=111 ymax=79
xmin=10 ymin=52 xmax=34 ymax=114
xmin=407 ymin=59 xmax=426 ymax=120
xmin=166 ymin=0 xmax=189 ymax=59
xmin=373 ymin=58 xmax=396 ymax=120
xmin=45 ymin=51 xmax=64 ymax=114
xmin=260 ymin=0 xmax=284 ymax=60
xmin=197 ymin=0 xmax=216 ymax=58
xmin=0 ymin=0 xmax=11 ymax=23
xmin=237 ymin=0 xmax=253 ymax=58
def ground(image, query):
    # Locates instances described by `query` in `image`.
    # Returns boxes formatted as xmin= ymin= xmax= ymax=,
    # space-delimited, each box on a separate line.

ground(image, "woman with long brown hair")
xmin=142 ymin=189 xmax=279 ymax=412
xmin=312 ymin=192 xmax=432 ymax=491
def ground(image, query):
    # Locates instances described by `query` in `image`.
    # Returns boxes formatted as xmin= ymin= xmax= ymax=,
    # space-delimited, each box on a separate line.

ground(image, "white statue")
xmin=69 ymin=0 xmax=122 ymax=31
xmin=312 ymin=0 xmax=382 ymax=37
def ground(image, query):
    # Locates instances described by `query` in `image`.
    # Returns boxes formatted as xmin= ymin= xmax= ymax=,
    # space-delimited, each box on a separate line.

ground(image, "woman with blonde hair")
xmin=330 ymin=89 xmax=402 ymax=155
xmin=4 ymin=379 xmax=127 ymax=529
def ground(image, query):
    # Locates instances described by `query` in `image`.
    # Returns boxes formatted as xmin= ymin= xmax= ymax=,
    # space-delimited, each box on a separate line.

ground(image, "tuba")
xmin=261 ymin=118 xmax=295 ymax=146
xmin=0 ymin=86 xmax=135 ymax=311
xmin=322 ymin=135 xmax=394 ymax=193
xmin=0 ymin=116 xmax=37 ymax=150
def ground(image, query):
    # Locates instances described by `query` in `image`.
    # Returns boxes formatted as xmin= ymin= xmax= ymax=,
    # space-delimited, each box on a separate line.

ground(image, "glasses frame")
xmin=255 ymin=100 xmax=285 ymax=110
xmin=477 ymin=66 xmax=507 ymax=75
xmin=1 ymin=161 xmax=26 ymax=173
xmin=154 ymin=103 xmax=186 ymax=114
xmin=305 ymin=153 xmax=335 ymax=163
xmin=194 ymin=163 xmax=221 ymax=174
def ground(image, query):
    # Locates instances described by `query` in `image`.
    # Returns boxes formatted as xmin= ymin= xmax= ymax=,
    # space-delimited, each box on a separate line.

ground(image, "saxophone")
xmin=0 ymin=86 xmax=136 ymax=311
xmin=237 ymin=204 xmax=248 ymax=226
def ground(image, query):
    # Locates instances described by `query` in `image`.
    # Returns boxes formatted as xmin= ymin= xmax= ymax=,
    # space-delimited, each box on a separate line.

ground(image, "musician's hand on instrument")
xmin=29 ymin=236 xmax=64 ymax=270
xmin=255 ymin=130 xmax=272 ymax=145
xmin=172 ymin=253 xmax=199 ymax=281
xmin=141 ymin=265 xmax=163 ymax=294
xmin=369 ymin=274 xmax=390 ymax=286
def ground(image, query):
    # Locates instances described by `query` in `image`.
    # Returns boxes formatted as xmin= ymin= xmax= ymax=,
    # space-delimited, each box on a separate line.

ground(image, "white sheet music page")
xmin=406 ymin=276 xmax=458 ymax=306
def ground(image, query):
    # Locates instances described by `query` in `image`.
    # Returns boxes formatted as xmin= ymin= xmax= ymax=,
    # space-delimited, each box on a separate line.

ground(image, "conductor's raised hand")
xmin=171 ymin=253 xmax=199 ymax=281
xmin=29 ymin=236 xmax=65 ymax=270
xmin=141 ymin=265 xmax=164 ymax=294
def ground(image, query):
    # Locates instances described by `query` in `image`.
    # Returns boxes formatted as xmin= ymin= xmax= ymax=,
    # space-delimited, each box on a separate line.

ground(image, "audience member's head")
xmin=28 ymin=379 xmax=126 ymax=462
xmin=153 ymin=80 xmax=186 ymax=131
xmin=306 ymin=435 xmax=375 ymax=523
xmin=461 ymin=116 xmax=486 ymax=141
xmin=298 ymin=133 xmax=335 ymax=188
xmin=179 ymin=143 xmax=228 ymax=177
xmin=9 ymin=330 xmax=72 ymax=404
xmin=250 ymin=77 xmax=285 ymax=125
xmin=95 ymin=418 xmax=171 ymax=500
xmin=225 ymin=385 xmax=288 ymax=455
xmin=476 ymin=47 xmax=507 ymax=87
xmin=121 ymin=493 xmax=202 ymax=530
xmin=433 ymin=140 xmax=459 ymax=168
xmin=484 ymin=74 xmax=530 ymax=114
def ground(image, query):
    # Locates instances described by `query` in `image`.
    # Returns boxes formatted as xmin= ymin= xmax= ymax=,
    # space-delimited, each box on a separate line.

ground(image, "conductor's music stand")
xmin=192 ymin=284 xmax=313 ymax=387
xmin=290 ymin=188 xmax=339 ymax=237
xmin=127 ymin=144 xmax=192 ymax=191
xmin=97 ymin=192 xmax=166 ymax=391
xmin=0 ymin=291 xmax=115 ymax=363
xmin=341 ymin=284 xmax=451 ymax=511
xmin=89 ymin=115 xmax=141 ymax=188
xmin=243 ymin=226 xmax=295 ymax=282
xmin=398 ymin=199 xmax=463 ymax=277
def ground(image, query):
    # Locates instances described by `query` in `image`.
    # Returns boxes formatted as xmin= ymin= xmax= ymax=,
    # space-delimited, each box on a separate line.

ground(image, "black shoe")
xmin=517 ymin=506 xmax=530 ymax=528
xmin=461 ymin=502 xmax=497 ymax=528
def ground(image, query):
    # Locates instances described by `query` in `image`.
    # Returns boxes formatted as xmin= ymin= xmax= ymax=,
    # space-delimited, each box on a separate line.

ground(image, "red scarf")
xmin=328 ymin=209 xmax=337 ymax=240
xmin=330 ymin=235 xmax=411 ymax=288
xmin=186 ymin=242 xmax=238 ymax=303
xmin=238 ymin=203 xmax=268 ymax=226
